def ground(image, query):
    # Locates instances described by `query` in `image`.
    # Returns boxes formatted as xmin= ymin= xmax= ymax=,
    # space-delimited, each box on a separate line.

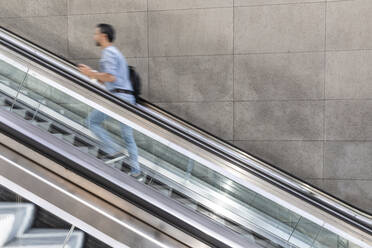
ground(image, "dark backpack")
xmin=128 ymin=65 xmax=141 ymax=101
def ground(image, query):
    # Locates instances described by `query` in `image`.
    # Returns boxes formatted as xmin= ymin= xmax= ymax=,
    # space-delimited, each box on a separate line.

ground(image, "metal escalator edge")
xmin=0 ymin=105 xmax=261 ymax=248
xmin=0 ymin=140 xmax=189 ymax=248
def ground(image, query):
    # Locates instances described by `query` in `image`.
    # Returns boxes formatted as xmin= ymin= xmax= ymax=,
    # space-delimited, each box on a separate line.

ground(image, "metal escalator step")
xmin=0 ymin=215 xmax=14 ymax=246
xmin=31 ymin=121 xmax=51 ymax=131
xmin=4 ymin=231 xmax=84 ymax=248
xmin=0 ymin=106 xmax=12 ymax=112
xmin=0 ymin=102 xmax=23 ymax=110
xmin=11 ymin=109 xmax=28 ymax=119
xmin=88 ymin=146 xmax=100 ymax=157
xmin=0 ymin=96 xmax=7 ymax=106
xmin=76 ymin=146 xmax=89 ymax=153
xmin=51 ymin=133 xmax=63 ymax=139
xmin=0 ymin=203 xmax=35 ymax=246
xmin=72 ymin=137 xmax=95 ymax=154
xmin=62 ymin=134 xmax=75 ymax=144
xmin=11 ymin=229 xmax=85 ymax=248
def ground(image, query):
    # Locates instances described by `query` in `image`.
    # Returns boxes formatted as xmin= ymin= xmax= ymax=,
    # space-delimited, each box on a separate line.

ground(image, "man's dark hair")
xmin=97 ymin=23 xmax=115 ymax=42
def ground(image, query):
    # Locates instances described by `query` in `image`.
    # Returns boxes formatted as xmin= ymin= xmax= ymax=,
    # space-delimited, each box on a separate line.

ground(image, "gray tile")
xmin=234 ymin=101 xmax=324 ymax=140
xmin=323 ymin=180 xmax=372 ymax=213
xmin=324 ymin=142 xmax=372 ymax=180
xmin=235 ymin=0 xmax=325 ymax=6
xmin=234 ymin=141 xmax=323 ymax=179
xmin=149 ymin=56 xmax=233 ymax=102
xmin=149 ymin=8 xmax=233 ymax=56
xmin=0 ymin=0 xmax=67 ymax=18
xmin=327 ymin=0 xmax=372 ymax=50
xmin=234 ymin=4 xmax=325 ymax=53
xmin=148 ymin=0 xmax=233 ymax=10
xmin=325 ymin=100 xmax=372 ymax=140
xmin=155 ymin=102 xmax=233 ymax=140
xmin=326 ymin=51 xmax=372 ymax=99
xmin=68 ymin=12 xmax=147 ymax=59
xmin=68 ymin=0 xmax=147 ymax=15
xmin=305 ymin=179 xmax=324 ymax=189
xmin=0 ymin=16 xmax=68 ymax=56
xmin=235 ymin=53 xmax=324 ymax=100
xmin=74 ymin=58 xmax=100 ymax=69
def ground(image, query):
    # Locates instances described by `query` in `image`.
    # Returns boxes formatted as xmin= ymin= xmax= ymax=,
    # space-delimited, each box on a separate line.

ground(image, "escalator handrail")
xmin=0 ymin=26 xmax=371 ymax=232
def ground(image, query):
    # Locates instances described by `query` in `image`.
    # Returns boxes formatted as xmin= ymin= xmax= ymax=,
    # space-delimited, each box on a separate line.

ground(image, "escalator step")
xmin=4 ymin=229 xmax=84 ymax=248
xmin=88 ymin=146 xmax=100 ymax=157
xmin=62 ymin=134 xmax=75 ymax=144
xmin=10 ymin=109 xmax=27 ymax=119
xmin=51 ymin=133 xmax=63 ymax=140
xmin=0 ymin=106 xmax=12 ymax=112
xmin=76 ymin=146 xmax=89 ymax=154
xmin=0 ymin=96 xmax=7 ymax=106
xmin=32 ymin=121 xmax=52 ymax=131
xmin=0 ymin=202 xmax=36 ymax=246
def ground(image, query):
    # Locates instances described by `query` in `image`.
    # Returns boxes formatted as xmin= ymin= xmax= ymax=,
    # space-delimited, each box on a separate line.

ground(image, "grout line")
xmin=148 ymin=51 xmax=325 ymax=57
xmin=0 ymin=0 xmax=353 ymax=19
xmin=66 ymin=0 xmax=70 ymax=59
xmin=59 ymin=48 xmax=372 ymax=61
xmin=149 ymin=1 xmax=353 ymax=12
xmin=320 ymin=178 xmax=372 ymax=182
xmin=148 ymin=6 xmax=232 ymax=13
xmin=148 ymin=98 xmax=372 ymax=103
xmin=322 ymin=0 xmax=328 ymax=188
xmin=235 ymin=0 xmax=354 ymax=8
xmin=147 ymin=0 xmax=150 ymax=100
xmin=232 ymin=0 xmax=235 ymax=142
xmin=0 ymin=1 xmax=352 ymax=20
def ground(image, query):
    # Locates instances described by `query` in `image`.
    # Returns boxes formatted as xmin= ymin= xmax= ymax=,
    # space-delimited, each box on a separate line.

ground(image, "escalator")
xmin=0 ymin=26 xmax=370 ymax=248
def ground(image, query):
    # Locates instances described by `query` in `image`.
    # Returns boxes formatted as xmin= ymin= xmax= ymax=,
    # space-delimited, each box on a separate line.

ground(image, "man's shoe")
xmin=129 ymin=171 xmax=141 ymax=178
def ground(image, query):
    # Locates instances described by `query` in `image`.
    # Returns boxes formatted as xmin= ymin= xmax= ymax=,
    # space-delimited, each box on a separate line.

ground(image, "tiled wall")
xmin=1 ymin=0 xmax=371 ymax=212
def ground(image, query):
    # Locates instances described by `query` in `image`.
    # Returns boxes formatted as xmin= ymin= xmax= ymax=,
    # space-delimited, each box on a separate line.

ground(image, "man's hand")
xmin=78 ymin=64 xmax=115 ymax=83
xmin=78 ymin=64 xmax=94 ymax=78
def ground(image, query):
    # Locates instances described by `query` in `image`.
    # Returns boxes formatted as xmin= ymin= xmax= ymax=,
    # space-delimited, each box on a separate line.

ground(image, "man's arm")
xmin=78 ymin=64 xmax=115 ymax=84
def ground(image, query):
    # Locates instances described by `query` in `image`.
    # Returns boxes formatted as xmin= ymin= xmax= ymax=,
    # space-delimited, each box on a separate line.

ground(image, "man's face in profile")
xmin=94 ymin=28 xmax=103 ymax=47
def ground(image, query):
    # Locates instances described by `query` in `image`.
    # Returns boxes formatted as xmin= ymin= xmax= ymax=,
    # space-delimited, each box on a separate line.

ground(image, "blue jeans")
xmin=86 ymin=93 xmax=140 ymax=173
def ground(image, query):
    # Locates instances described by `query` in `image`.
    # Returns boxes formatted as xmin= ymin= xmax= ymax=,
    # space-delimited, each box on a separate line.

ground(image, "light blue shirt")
xmin=99 ymin=46 xmax=132 ymax=92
